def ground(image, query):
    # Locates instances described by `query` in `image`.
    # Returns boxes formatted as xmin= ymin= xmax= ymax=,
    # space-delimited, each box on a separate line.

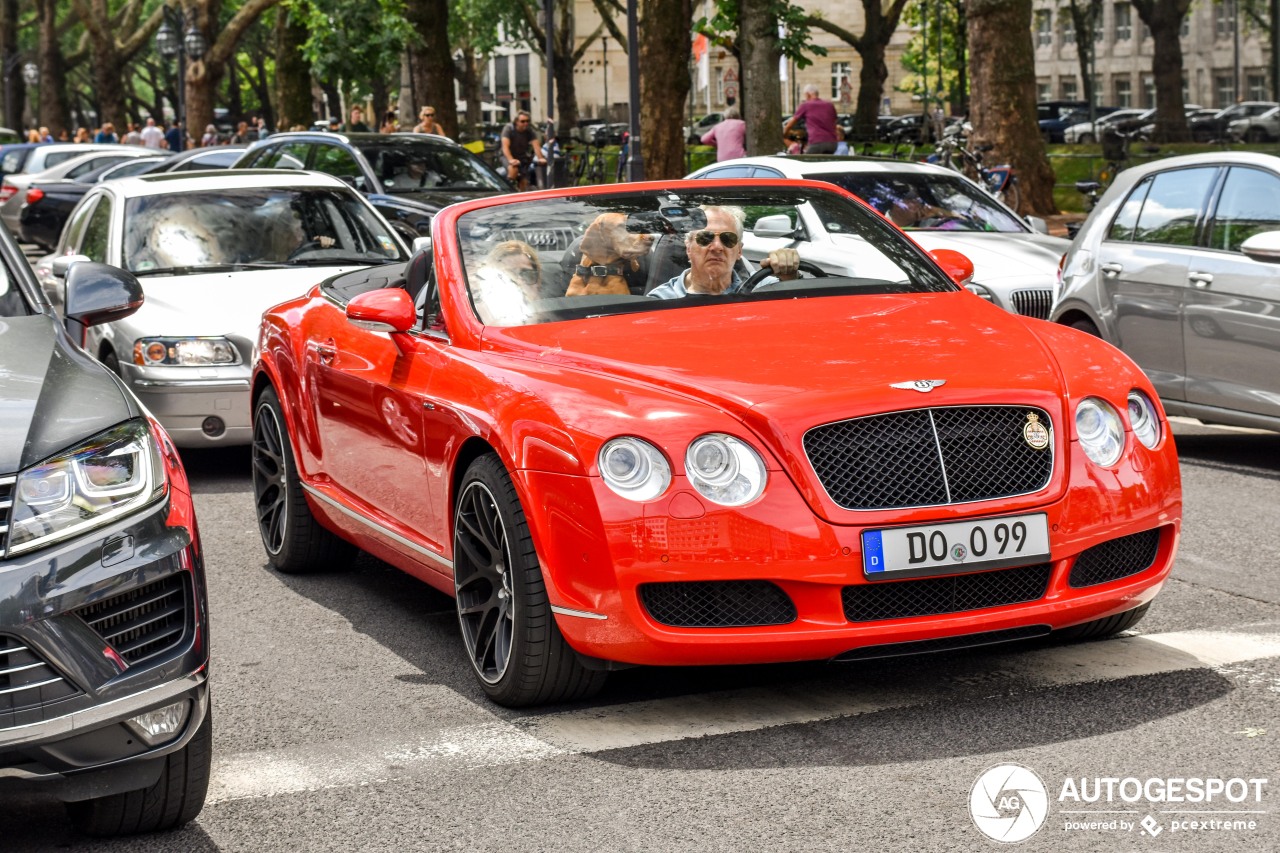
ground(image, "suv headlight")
xmin=134 ymin=337 xmax=239 ymax=366
xmin=1075 ymin=397 xmax=1124 ymax=467
xmin=8 ymin=419 xmax=166 ymax=556
xmin=685 ymin=434 xmax=767 ymax=506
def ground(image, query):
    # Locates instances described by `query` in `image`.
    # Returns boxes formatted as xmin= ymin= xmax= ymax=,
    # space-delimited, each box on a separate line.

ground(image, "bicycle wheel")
xmin=588 ymin=154 xmax=606 ymax=185
xmin=1001 ymin=177 xmax=1021 ymax=213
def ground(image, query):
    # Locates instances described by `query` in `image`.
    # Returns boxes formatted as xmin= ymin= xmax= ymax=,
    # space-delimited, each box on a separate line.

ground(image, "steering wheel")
xmin=288 ymin=239 xmax=324 ymax=260
xmin=740 ymin=259 xmax=828 ymax=293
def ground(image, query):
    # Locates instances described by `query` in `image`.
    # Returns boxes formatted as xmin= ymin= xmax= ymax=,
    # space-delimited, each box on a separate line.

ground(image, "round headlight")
xmin=685 ymin=434 xmax=767 ymax=506
xmin=1076 ymin=397 xmax=1124 ymax=467
xmin=1127 ymin=390 xmax=1162 ymax=449
xmin=598 ymin=437 xmax=670 ymax=501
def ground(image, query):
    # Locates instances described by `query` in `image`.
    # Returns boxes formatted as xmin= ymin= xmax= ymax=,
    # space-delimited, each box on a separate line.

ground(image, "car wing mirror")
xmin=752 ymin=214 xmax=797 ymax=239
xmin=52 ymin=253 xmax=91 ymax=279
xmin=63 ymin=262 xmax=143 ymax=345
xmin=1240 ymin=230 xmax=1280 ymax=263
xmin=412 ymin=235 xmax=432 ymax=255
xmin=930 ymin=248 xmax=975 ymax=286
xmin=1025 ymin=215 xmax=1049 ymax=234
xmin=347 ymin=288 xmax=417 ymax=334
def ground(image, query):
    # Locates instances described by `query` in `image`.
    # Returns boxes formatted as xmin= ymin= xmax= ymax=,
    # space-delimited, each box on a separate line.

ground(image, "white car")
xmin=0 ymin=146 xmax=157 ymax=233
xmin=1228 ymin=105 xmax=1280 ymax=142
xmin=36 ymin=170 xmax=412 ymax=446
xmin=1062 ymin=108 xmax=1151 ymax=144
xmin=686 ymin=155 xmax=1070 ymax=319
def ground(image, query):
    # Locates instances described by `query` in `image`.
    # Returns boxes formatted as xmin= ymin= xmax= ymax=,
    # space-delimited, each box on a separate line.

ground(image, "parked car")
xmin=18 ymin=156 xmax=169 ymax=250
xmin=234 ymin=131 xmax=510 ymax=241
xmin=1062 ymin=108 xmax=1150 ymax=144
xmin=0 ymin=142 xmax=127 ymax=187
xmin=251 ymin=179 xmax=1181 ymax=708
xmin=685 ymin=112 xmax=724 ymax=143
xmin=572 ymin=118 xmax=607 ymax=143
xmin=1137 ymin=106 xmax=1218 ymax=140
xmin=1052 ymin=151 xmax=1280 ymax=432
xmin=588 ymin=122 xmax=630 ymax=146
xmin=1188 ymin=101 xmax=1278 ymax=141
xmin=0 ymin=126 xmax=18 ymax=143
xmin=0 ymin=222 xmax=211 ymax=836
xmin=1041 ymin=106 xmax=1120 ymax=143
xmin=35 ymin=170 xmax=411 ymax=447
xmin=1228 ymin=105 xmax=1280 ymax=142
xmin=1 ymin=147 xmax=158 ymax=235
xmin=687 ymin=155 xmax=1069 ymax=319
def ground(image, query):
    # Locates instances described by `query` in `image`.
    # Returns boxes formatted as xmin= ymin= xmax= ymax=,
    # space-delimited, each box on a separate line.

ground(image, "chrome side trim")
xmin=551 ymin=605 xmax=608 ymax=621
xmin=301 ymin=483 xmax=453 ymax=570
xmin=132 ymin=379 xmax=251 ymax=389
xmin=0 ymin=670 xmax=206 ymax=748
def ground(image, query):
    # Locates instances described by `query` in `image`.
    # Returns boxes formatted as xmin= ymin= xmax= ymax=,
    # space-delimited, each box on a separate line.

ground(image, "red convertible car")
xmin=251 ymin=180 xmax=1181 ymax=707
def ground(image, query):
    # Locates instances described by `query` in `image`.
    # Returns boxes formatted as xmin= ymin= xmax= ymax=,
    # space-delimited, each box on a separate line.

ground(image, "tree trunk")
xmin=457 ymin=47 xmax=482 ymax=134
xmin=274 ymin=5 xmax=311 ymax=131
xmin=407 ymin=0 xmax=455 ymax=138
xmin=36 ymin=0 xmax=70 ymax=137
xmin=1 ymin=0 xmax=20 ymax=130
xmin=967 ymin=0 xmax=1055 ymax=214
xmin=638 ymin=0 xmax=690 ymax=179
xmin=1067 ymin=1 xmax=1099 ymax=108
xmin=1132 ymin=0 xmax=1191 ymax=141
xmin=853 ymin=21 xmax=891 ymax=142
xmin=740 ymin=0 xmax=783 ymax=156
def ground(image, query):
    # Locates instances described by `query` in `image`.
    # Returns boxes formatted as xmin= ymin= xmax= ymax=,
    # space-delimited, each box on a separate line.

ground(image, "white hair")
xmin=803 ymin=83 xmax=820 ymax=97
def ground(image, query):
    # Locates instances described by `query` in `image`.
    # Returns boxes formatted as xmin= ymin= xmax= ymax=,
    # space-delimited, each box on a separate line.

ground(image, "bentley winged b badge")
xmin=890 ymin=380 xmax=947 ymax=393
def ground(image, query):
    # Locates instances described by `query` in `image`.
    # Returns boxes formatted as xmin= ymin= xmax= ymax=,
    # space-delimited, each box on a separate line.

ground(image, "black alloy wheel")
xmin=251 ymin=386 xmax=354 ymax=573
xmin=453 ymin=454 xmax=606 ymax=707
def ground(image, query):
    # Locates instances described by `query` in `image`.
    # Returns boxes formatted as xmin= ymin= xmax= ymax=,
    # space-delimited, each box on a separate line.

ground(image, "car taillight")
xmin=0 ymin=184 xmax=15 ymax=202
xmin=25 ymin=188 xmax=43 ymax=204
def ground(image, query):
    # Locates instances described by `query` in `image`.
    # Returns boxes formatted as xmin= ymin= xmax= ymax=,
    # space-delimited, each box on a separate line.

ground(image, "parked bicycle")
xmin=933 ymin=123 xmax=1020 ymax=211
xmin=564 ymin=138 xmax=608 ymax=186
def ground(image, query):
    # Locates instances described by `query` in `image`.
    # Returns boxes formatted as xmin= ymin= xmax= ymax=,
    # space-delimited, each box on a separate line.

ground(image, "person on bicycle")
xmin=501 ymin=111 xmax=546 ymax=191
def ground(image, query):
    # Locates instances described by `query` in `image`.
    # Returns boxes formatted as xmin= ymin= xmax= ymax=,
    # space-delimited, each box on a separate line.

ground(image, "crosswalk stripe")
xmin=206 ymin=626 xmax=1280 ymax=805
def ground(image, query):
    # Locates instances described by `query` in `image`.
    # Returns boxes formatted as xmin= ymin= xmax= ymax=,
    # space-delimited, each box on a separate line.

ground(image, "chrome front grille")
xmin=803 ymin=406 xmax=1054 ymax=510
xmin=495 ymin=227 xmax=578 ymax=252
xmin=75 ymin=573 xmax=189 ymax=667
xmin=0 ymin=634 xmax=81 ymax=725
xmin=0 ymin=474 xmax=13 ymax=555
xmin=1011 ymin=289 xmax=1053 ymax=320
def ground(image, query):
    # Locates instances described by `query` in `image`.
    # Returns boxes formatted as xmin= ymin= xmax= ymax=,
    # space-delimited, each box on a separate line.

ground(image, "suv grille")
xmin=1069 ymin=529 xmax=1161 ymax=587
xmin=640 ymin=581 xmax=797 ymax=627
xmin=842 ymin=564 xmax=1052 ymax=622
xmin=804 ymin=406 xmax=1054 ymax=510
xmin=0 ymin=634 xmax=81 ymax=724
xmin=1011 ymin=289 xmax=1053 ymax=320
xmin=75 ymin=573 xmax=189 ymax=667
xmin=0 ymin=474 xmax=13 ymax=555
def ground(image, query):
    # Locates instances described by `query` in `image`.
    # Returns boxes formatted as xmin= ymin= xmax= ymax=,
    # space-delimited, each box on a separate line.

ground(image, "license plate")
xmin=862 ymin=513 xmax=1050 ymax=580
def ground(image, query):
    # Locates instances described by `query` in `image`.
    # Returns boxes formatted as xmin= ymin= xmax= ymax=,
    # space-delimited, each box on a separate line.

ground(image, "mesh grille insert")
xmin=0 ymin=634 xmax=81 ymax=724
xmin=76 ymin=573 xmax=189 ymax=667
xmin=842 ymin=563 xmax=1052 ymax=622
xmin=804 ymin=406 xmax=1054 ymax=510
xmin=1069 ymin=529 xmax=1161 ymax=588
xmin=640 ymin=581 xmax=797 ymax=628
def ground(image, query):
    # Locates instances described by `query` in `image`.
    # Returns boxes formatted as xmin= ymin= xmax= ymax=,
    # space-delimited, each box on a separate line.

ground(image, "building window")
xmin=1180 ymin=16 xmax=1190 ymax=38
xmin=1142 ymin=75 xmax=1155 ymax=108
xmin=1062 ymin=79 xmax=1078 ymax=100
xmin=1215 ymin=75 xmax=1235 ymax=108
xmin=1092 ymin=75 xmax=1103 ymax=106
xmin=1062 ymin=19 xmax=1075 ymax=45
xmin=1038 ymin=82 xmax=1053 ymax=102
xmin=494 ymin=54 xmax=510 ymax=97
xmin=1035 ymin=10 xmax=1052 ymax=47
xmin=1114 ymin=4 xmax=1131 ymax=41
xmin=1248 ymin=73 xmax=1268 ymax=100
xmin=715 ymin=67 xmax=724 ymax=105
xmin=1214 ymin=3 xmax=1233 ymax=39
xmin=1115 ymin=78 xmax=1132 ymax=107
xmin=831 ymin=62 xmax=852 ymax=101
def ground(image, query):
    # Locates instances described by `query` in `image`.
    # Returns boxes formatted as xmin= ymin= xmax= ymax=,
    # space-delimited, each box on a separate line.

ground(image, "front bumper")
xmin=124 ymin=365 xmax=252 ymax=448
xmin=0 ymin=478 xmax=210 ymax=800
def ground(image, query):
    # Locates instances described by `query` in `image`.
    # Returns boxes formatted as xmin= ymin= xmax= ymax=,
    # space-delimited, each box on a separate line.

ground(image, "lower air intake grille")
xmin=843 ymin=564 xmax=1052 ymax=622
xmin=0 ymin=634 xmax=81 ymax=725
xmin=833 ymin=625 xmax=1052 ymax=661
xmin=75 ymin=573 xmax=189 ymax=667
xmin=640 ymin=581 xmax=797 ymax=627
xmin=1069 ymin=529 xmax=1161 ymax=588
xmin=1011 ymin=289 xmax=1053 ymax=320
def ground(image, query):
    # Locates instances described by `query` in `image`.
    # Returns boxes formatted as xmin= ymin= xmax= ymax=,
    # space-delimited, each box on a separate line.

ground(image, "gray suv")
xmin=0 ymin=231 xmax=211 ymax=835
xmin=1052 ymin=152 xmax=1280 ymax=432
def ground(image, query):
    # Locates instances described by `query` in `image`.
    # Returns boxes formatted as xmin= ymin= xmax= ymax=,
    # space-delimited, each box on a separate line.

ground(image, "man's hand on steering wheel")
xmin=759 ymin=248 xmax=801 ymax=280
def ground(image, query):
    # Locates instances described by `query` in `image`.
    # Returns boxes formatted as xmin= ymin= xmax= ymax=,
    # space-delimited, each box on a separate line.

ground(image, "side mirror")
xmin=412 ymin=235 xmax=432 ymax=255
xmin=1240 ymin=230 xmax=1280 ymax=263
xmin=52 ymin=253 xmax=91 ymax=279
xmin=930 ymin=248 xmax=975 ymax=285
xmin=347 ymin=288 xmax=417 ymax=334
xmin=63 ymin=262 xmax=143 ymax=345
xmin=752 ymin=213 xmax=797 ymax=239
xmin=1025 ymin=215 xmax=1050 ymax=234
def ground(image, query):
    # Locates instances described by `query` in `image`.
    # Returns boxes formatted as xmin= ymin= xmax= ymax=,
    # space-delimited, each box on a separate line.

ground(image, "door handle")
xmin=307 ymin=340 xmax=337 ymax=363
xmin=1100 ymin=262 xmax=1123 ymax=276
xmin=1188 ymin=271 xmax=1214 ymax=288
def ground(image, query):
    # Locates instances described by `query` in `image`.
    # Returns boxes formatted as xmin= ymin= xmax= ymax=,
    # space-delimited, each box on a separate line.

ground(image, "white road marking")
xmin=206 ymin=626 xmax=1280 ymax=805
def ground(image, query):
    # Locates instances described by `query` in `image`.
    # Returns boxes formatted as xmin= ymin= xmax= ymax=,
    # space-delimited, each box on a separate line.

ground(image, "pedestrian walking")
xmin=701 ymin=105 xmax=747 ymax=161
xmin=785 ymin=84 xmax=838 ymax=154
xmin=122 ymin=123 xmax=142 ymax=145
xmin=414 ymin=107 xmax=445 ymax=136
xmin=165 ymin=119 xmax=185 ymax=152
xmin=94 ymin=122 xmax=119 ymax=144
xmin=140 ymin=118 xmax=165 ymax=149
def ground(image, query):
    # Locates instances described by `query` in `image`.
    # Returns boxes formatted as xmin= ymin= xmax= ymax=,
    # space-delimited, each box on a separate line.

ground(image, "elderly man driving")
xmin=647 ymin=205 xmax=800 ymax=299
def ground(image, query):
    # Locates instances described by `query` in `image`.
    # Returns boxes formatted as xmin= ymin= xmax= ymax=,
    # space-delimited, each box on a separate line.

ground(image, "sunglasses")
xmin=691 ymin=230 xmax=740 ymax=248
xmin=423 ymin=112 xmax=435 ymax=117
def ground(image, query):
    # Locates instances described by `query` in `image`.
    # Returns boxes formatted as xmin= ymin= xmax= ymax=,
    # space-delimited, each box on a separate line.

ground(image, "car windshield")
xmin=123 ymin=187 xmax=408 ymax=274
xmin=457 ymin=185 xmax=954 ymax=327
xmin=812 ymin=171 xmax=1026 ymax=233
xmin=354 ymin=139 xmax=507 ymax=193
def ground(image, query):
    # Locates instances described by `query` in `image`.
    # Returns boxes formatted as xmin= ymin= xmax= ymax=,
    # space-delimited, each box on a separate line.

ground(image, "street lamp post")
xmin=155 ymin=4 xmax=207 ymax=149
xmin=21 ymin=62 xmax=37 ymax=129
xmin=602 ymin=36 xmax=608 ymax=123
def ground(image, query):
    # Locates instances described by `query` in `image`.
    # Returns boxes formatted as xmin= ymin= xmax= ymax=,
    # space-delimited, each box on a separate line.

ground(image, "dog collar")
xmin=576 ymin=262 xmax=626 ymax=278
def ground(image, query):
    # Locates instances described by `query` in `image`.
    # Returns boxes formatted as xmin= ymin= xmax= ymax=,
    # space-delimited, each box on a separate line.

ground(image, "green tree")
xmin=1129 ymin=0 xmax=1193 ymax=141
xmin=450 ymin=0 xmax=505 ymax=138
xmin=295 ymin=0 xmax=412 ymax=122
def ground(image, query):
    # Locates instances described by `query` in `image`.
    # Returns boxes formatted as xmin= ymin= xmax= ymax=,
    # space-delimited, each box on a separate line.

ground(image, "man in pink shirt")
xmin=701 ymin=105 xmax=747 ymax=161
xmin=785 ymin=84 xmax=838 ymax=153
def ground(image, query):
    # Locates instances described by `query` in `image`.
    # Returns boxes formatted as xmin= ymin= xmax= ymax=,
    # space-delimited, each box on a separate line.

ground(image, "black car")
xmin=234 ymin=131 xmax=512 ymax=240
xmin=0 ymin=228 xmax=211 ymax=836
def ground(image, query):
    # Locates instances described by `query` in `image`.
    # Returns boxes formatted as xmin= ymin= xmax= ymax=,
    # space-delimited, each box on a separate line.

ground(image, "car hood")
xmin=492 ymin=291 xmax=1064 ymax=428
xmin=0 ymin=314 xmax=135 ymax=472
xmin=904 ymin=231 xmax=1068 ymax=285
xmin=129 ymin=266 xmax=371 ymax=336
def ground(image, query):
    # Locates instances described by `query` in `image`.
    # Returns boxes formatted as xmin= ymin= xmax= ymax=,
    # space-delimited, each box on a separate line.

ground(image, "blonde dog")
xmin=565 ymin=212 xmax=653 ymax=296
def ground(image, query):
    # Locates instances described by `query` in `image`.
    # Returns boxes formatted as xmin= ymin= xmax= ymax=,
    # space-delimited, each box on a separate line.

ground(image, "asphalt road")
xmin=2 ymin=419 xmax=1277 ymax=852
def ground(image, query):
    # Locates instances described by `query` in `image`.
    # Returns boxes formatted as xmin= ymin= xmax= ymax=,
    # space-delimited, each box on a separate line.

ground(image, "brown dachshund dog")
xmin=565 ymin=212 xmax=654 ymax=296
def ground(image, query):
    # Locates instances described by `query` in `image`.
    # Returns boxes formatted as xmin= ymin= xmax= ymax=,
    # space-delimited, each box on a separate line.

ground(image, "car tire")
xmin=100 ymin=348 xmax=122 ymax=377
xmin=1079 ymin=133 xmax=1095 ymax=144
xmin=1247 ymin=127 xmax=1268 ymax=143
xmin=453 ymin=453 xmax=607 ymax=707
xmin=252 ymin=386 xmax=356 ymax=574
xmin=1055 ymin=602 xmax=1150 ymax=641
xmin=65 ymin=707 xmax=212 ymax=837
xmin=1069 ymin=318 xmax=1101 ymax=338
